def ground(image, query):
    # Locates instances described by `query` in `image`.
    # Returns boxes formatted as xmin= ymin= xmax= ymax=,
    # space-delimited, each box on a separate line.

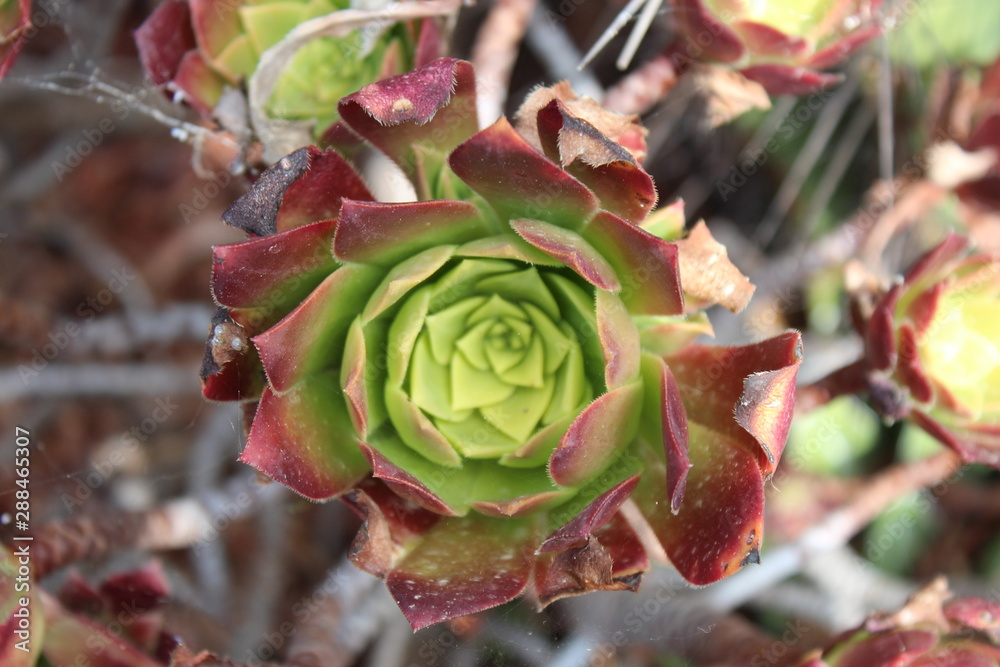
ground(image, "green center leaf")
xmin=374 ymin=259 xmax=594 ymax=469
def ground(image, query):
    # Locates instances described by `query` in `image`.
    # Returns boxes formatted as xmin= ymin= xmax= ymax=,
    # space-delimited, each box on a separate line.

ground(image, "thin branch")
xmin=578 ymin=0 xmax=647 ymax=70
xmin=755 ymin=73 xmax=862 ymax=247
xmin=471 ymin=0 xmax=539 ymax=126
xmin=2 ymin=362 xmax=200 ymax=400
xmin=7 ymin=71 xmax=234 ymax=150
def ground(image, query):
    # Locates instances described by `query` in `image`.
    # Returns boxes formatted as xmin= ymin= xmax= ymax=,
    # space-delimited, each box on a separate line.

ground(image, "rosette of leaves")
xmin=798 ymin=578 xmax=1000 ymax=666
xmin=134 ymin=0 xmax=444 ymax=136
xmin=0 ymin=544 xmax=171 ymax=666
xmin=862 ymin=233 xmax=1000 ymax=467
xmin=201 ymin=58 xmax=803 ymax=629
xmin=670 ymin=0 xmax=883 ymax=94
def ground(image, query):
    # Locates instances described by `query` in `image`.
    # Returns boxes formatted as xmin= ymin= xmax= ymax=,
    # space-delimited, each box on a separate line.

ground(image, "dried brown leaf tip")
xmin=676 ymin=220 xmax=756 ymax=313
xmin=515 ymin=81 xmax=649 ymax=163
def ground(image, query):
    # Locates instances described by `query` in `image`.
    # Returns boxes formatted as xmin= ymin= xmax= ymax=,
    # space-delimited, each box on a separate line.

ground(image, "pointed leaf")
xmin=387 ymin=287 xmax=431 ymax=386
xmin=410 ymin=334 xmax=474 ymax=421
xmin=386 ymin=515 xmax=535 ymax=630
xmin=189 ymin=0 xmax=244 ymax=67
xmin=545 ymin=275 xmax=606 ymax=392
xmin=241 ymin=375 xmax=368 ymax=500
xmin=636 ymin=312 xmax=714 ymax=354
xmin=867 ymin=284 xmax=901 ymax=372
xmin=360 ymin=440 xmax=463 ymax=516
xmin=333 ymin=199 xmax=487 ymax=265
xmin=581 ymin=210 xmax=684 ymax=316
xmin=172 ymin=51 xmax=225 ymax=115
xmin=674 ymin=0 xmax=746 ymax=62
xmin=511 ymin=218 xmax=620 ymax=291
xmin=430 ymin=258 xmax=514 ymax=310
xmin=339 ymin=58 xmax=478 ymax=186
xmin=134 ymin=0 xmax=196 ymax=85
xmin=665 ymin=331 xmax=802 ymax=478
xmin=275 ymin=147 xmax=374 ymax=232
xmin=500 ymin=416 xmax=574 ymax=468
xmin=362 ymin=245 xmax=455 ymax=322
xmin=436 ymin=412 xmax=523 ymax=458
xmin=476 ymin=267 xmax=561 ymax=320
xmin=739 ymin=65 xmax=843 ymax=96
xmin=806 ymin=25 xmax=882 ymax=70
xmin=222 ymin=147 xmax=314 ymax=236
xmin=456 ymin=235 xmax=564 ymax=266
xmin=385 ymin=385 xmax=462 ymax=467
xmin=471 ymin=489 xmax=575 ymax=518
xmin=636 ymin=426 xmax=764 ymax=585
xmin=535 ymin=99 xmax=657 ymax=222
xmin=211 ymin=218 xmax=338 ymax=309
xmin=640 ymin=354 xmax=691 ymax=512
xmin=451 ymin=117 xmax=599 ymax=229
xmin=39 ymin=591 xmax=161 ymax=667
xmin=539 ymin=475 xmax=639 ymax=552
xmin=550 ymin=382 xmax=643 ymax=487
xmin=896 ymin=324 xmax=934 ymax=404
xmin=734 ymin=365 xmax=800 ymax=477
xmin=481 ymin=376 xmax=554 ymax=441
xmin=910 ymin=411 xmax=1000 ymax=468
xmin=641 ymin=199 xmax=686 ymax=240
xmin=426 ymin=297 xmax=487 ymax=364
xmin=341 ymin=479 xmax=442 ymax=577
xmin=733 ymin=20 xmax=808 ymax=58
xmin=904 ymin=233 xmax=969 ymax=286
xmin=450 ymin=350 xmax=517 ymax=410
xmin=596 ymin=290 xmax=641 ymax=389
xmin=341 ymin=317 xmax=387 ymax=438
xmin=252 ymin=264 xmax=383 ymax=393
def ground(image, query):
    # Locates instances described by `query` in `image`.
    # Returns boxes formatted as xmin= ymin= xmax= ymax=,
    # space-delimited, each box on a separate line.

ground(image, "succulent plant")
xmin=798 ymin=578 xmax=1000 ymax=666
xmin=0 ymin=544 xmax=171 ymax=666
xmin=670 ymin=0 xmax=884 ymax=95
xmin=863 ymin=233 xmax=1000 ymax=467
xmin=134 ymin=0 xmax=438 ymax=135
xmin=201 ymin=57 xmax=802 ymax=629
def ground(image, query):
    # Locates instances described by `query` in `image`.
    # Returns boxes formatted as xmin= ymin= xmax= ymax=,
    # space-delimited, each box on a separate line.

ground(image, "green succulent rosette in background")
xmin=201 ymin=58 xmax=802 ymax=629
xmin=670 ymin=0 xmax=883 ymax=94
xmin=861 ymin=233 xmax=1000 ymax=467
xmin=134 ymin=0 xmax=451 ymax=143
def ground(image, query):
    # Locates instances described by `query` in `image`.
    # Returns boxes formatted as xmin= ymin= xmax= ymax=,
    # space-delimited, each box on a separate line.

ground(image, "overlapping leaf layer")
xmin=202 ymin=57 xmax=802 ymax=628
